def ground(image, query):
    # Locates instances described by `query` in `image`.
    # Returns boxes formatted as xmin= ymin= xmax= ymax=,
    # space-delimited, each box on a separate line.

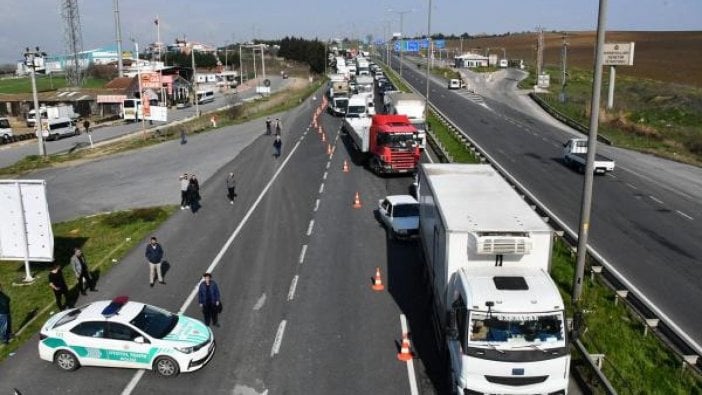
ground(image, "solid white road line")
xmin=676 ymin=210 xmax=694 ymax=220
xmin=307 ymin=219 xmax=315 ymax=236
xmin=319 ymin=183 xmax=325 ymax=194
xmin=270 ymin=320 xmax=287 ymax=357
xmin=400 ymin=314 xmax=419 ymax=395
xmin=253 ymin=293 xmax=267 ymax=311
xmin=649 ymin=195 xmax=664 ymax=204
xmin=314 ymin=199 xmax=320 ymax=212
xmin=122 ymin=135 xmax=306 ymax=395
xmin=120 ymin=370 xmax=145 ymax=395
xmin=287 ymin=275 xmax=299 ymax=301
xmin=298 ymin=244 xmax=308 ymax=264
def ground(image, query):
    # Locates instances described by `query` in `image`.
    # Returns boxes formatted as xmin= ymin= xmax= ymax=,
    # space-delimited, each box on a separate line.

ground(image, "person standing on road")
xmin=0 ymin=283 xmax=11 ymax=344
xmin=198 ymin=273 xmax=221 ymax=327
xmin=274 ymin=118 xmax=282 ymax=135
xmin=82 ymin=119 xmax=90 ymax=134
xmin=265 ymin=117 xmax=272 ymax=135
xmin=189 ymin=174 xmax=201 ymax=203
xmin=145 ymin=237 xmax=165 ymax=287
xmin=71 ymin=248 xmax=96 ymax=295
xmin=273 ymin=135 xmax=282 ymax=158
xmin=226 ymin=172 xmax=236 ymax=204
xmin=48 ymin=264 xmax=69 ymax=311
xmin=180 ymin=173 xmax=190 ymax=210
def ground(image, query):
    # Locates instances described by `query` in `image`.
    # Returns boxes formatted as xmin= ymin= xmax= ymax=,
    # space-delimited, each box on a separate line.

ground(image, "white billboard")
xmin=603 ymin=42 xmax=635 ymax=66
xmin=0 ymin=180 xmax=54 ymax=262
xmin=146 ymin=106 xmax=168 ymax=122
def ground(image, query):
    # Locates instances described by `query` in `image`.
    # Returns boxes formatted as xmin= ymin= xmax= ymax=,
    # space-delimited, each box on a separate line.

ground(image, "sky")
xmin=0 ymin=0 xmax=700 ymax=64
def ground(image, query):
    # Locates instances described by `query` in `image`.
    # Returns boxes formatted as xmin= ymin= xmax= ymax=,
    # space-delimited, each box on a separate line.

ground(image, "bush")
xmin=101 ymin=207 xmax=168 ymax=228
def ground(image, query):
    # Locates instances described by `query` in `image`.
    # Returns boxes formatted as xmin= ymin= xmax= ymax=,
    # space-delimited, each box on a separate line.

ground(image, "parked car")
xmin=38 ymin=297 xmax=216 ymax=377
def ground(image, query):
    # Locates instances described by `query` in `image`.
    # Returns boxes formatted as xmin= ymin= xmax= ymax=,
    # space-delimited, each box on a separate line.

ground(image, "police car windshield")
xmin=130 ymin=305 xmax=178 ymax=339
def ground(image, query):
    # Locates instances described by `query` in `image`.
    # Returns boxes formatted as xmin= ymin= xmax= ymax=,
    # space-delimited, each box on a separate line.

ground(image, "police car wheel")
xmin=154 ymin=356 xmax=179 ymax=377
xmin=54 ymin=350 xmax=80 ymax=371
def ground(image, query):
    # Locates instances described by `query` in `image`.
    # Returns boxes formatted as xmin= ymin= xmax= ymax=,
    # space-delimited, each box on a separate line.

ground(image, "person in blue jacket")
xmin=198 ymin=273 xmax=221 ymax=327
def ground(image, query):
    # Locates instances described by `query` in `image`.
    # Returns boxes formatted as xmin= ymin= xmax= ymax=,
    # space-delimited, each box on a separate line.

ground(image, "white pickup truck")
xmin=563 ymin=138 xmax=615 ymax=174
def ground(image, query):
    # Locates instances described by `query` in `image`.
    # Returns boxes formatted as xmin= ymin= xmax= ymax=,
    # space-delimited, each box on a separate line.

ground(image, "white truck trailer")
xmin=383 ymin=92 xmax=427 ymax=149
xmin=418 ymin=164 xmax=570 ymax=395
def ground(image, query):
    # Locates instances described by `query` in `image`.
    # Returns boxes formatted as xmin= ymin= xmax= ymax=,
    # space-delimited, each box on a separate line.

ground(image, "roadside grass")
xmin=550 ymin=239 xmax=702 ymax=394
xmin=384 ymin=57 xmax=702 ymax=393
xmin=0 ymin=206 xmax=176 ymax=361
xmin=430 ymin=66 xmax=461 ymax=81
xmin=520 ymin=65 xmax=702 ymax=166
xmin=0 ymin=78 xmax=324 ymax=178
xmin=0 ymin=76 xmax=107 ymax=93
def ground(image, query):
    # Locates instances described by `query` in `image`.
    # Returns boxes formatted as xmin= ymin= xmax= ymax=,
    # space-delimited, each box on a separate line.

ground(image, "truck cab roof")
xmin=457 ymin=267 xmax=564 ymax=312
xmin=371 ymin=114 xmax=416 ymax=133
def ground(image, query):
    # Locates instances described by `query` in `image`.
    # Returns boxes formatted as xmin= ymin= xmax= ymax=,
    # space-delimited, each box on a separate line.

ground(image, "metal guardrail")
xmin=528 ymin=92 xmax=613 ymax=146
xmin=378 ymin=57 xmax=702 ymax=390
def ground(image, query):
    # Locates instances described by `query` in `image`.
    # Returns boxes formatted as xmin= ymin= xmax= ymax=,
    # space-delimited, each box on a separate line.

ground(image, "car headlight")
xmin=174 ymin=346 xmax=194 ymax=354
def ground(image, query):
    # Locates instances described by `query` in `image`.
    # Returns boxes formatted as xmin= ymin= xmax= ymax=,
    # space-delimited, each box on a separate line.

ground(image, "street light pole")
xmin=425 ymin=0 xmax=432 ymax=126
xmin=24 ymin=47 xmax=46 ymax=157
xmin=191 ymin=45 xmax=199 ymax=117
xmin=133 ymin=41 xmax=147 ymax=139
xmin=397 ymin=10 xmax=411 ymax=78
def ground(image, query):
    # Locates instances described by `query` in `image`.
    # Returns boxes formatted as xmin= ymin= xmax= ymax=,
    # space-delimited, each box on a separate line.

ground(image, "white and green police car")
xmin=38 ymin=297 xmax=215 ymax=377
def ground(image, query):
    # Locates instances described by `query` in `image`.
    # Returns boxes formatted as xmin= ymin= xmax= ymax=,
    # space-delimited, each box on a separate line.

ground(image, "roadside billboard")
xmin=0 ymin=180 xmax=53 ymax=262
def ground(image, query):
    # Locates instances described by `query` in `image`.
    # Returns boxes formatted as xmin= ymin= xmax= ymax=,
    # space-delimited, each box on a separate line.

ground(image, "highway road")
xmin=0 ymin=77 xmax=288 ymax=169
xmin=0 ymin=89 xmax=447 ymax=394
xmin=389 ymin=54 xmax=702 ymax=353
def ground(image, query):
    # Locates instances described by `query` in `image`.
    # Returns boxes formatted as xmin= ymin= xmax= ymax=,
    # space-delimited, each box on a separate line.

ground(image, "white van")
xmin=0 ymin=117 xmax=13 ymax=141
xmin=196 ymin=89 xmax=215 ymax=104
xmin=39 ymin=117 xmax=77 ymax=141
xmin=448 ymin=79 xmax=465 ymax=90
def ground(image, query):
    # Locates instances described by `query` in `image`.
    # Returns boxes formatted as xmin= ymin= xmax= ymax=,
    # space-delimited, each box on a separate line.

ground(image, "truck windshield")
xmin=468 ymin=311 xmax=565 ymax=348
xmin=377 ymin=133 xmax=415 ymax=148
xmin=0 ymin=119 xmax=10 ymax=128
xmin=335 ymin=98 xmax=349 ymax=109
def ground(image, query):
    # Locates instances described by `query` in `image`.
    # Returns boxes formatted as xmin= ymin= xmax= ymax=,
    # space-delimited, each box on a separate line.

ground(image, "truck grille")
xmin=484 ymin=375 xmax=548 ymax=386
xmin=388 ymin=151 xmax=417 ymax=171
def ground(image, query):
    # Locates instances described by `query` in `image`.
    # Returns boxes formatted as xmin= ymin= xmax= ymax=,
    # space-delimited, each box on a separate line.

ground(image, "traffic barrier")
xmin=343 ymin=160 xmax=349 ymax=173
xmin=397 ymin=334 xmax=414 ymax=361
xmin=371 ymin=267 xmax=384 ymax=291
xmin=352 ymin=192 xmax=362 ymax=209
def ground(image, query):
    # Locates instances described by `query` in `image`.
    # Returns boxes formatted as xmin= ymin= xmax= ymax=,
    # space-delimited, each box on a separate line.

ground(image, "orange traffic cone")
xmin=312 ymin=117 xmax=317 ymax=128
xmin=397 ymin=334 xmax=414 ymax=361
xmin=318 ymin=125 xmax=323 ymax=134
xmin=326 ymin=144 xmax=332 ymax=155
xmin=343 ymin=160 xmax=349 ymax=173
xmin=372 ymin=267 xmax=385 ymax=291
xmin=321 ymin=132 xmax=326 ymax=142
xmin=353 ymin=192 xmax=362 ymax=209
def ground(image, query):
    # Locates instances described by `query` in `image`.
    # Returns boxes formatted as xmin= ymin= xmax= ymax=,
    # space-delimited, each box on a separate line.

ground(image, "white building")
xmin=454 ymin=52 xmax=489 ymax=68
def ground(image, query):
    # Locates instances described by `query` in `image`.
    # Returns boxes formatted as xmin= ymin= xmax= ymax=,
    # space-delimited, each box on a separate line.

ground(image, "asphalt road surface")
xmin=0 ymin=76 xmax=288 ymax=169
xmin=390 ymin=54 xmax=702 ymax=354
xmin=0 ymin=90 xmax=446 ymax=394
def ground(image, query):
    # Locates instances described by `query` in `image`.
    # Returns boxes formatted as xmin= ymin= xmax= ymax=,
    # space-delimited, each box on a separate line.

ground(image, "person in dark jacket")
xmin=188 ymin=174 xmax=201 ymax=203
xmin=145 ymin=237 xmax=165 ymax=287
xmin=48 ymin=264 xmax=69 ymax=311
xmin=273 ymin=135 xmax=282 ymax=158
xmin=0 ymin=283 xmax=11 ymax=344
xmin=197 ymin=273 xmax=221 ymax=327
xmin=226 ymin=172 xmax=236 ymax=204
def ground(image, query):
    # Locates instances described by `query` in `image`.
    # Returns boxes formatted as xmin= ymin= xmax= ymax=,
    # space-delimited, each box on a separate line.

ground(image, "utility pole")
xmin=113 ymin=0 xmax=123 ymax=77
xmin=191 ymin=45 xmax=199 ymax=117
xmin=573 ymin=0 xmax=609 ymax=303
xmin=24 ymin=47 xmax=46 ymax=157
xmin=239 ymin=44 xmax=243 ymax=84
xmin=536 ymin=26 xmax=544 ymax=78
xmin=133 ymin=40 xmax=147 ymax=139
xmin=260 ymin=44 xmax=266 ymax=80
xmin=560 ymin=33 xmax=568 ymax=102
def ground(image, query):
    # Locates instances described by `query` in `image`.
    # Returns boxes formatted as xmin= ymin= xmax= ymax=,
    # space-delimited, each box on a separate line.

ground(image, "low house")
xmin=454 ymin=53 xmax=489 ymax=68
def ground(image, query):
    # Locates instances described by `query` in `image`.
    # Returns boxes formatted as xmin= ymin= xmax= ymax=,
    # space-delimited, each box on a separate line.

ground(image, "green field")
xmin=0 ymin=207 xmax=176 ymax=361
xmin=0 ymin=76 xmax=107 ymax=94
xmin=520 ymin=65 xmax=702 ymax=166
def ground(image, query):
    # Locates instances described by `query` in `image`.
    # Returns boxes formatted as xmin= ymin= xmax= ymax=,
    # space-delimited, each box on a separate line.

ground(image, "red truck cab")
xmin=369 ymin=115 xmax=421 ymax=174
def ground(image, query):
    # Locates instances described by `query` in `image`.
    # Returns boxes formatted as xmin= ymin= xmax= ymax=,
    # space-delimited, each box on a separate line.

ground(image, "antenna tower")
xmin=61 ymin=0 xmax=85 ymax=86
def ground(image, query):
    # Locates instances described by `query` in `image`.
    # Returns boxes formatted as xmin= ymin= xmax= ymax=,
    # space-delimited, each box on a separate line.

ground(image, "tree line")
xmin=278 ymin=37 xmax=325 ymax=74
